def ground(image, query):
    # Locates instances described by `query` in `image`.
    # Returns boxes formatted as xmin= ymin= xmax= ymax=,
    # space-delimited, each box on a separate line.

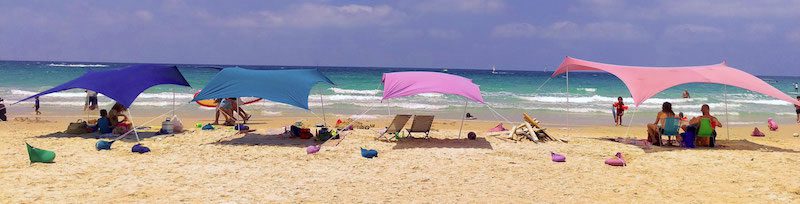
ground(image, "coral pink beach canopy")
xmin=551 ymin=56 xmax=800 ymax=107
xmin=382 ymin=71 xmax=485 ymax=103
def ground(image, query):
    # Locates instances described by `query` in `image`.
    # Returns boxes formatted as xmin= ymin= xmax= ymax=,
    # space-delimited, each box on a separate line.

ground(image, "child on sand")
xmin=97 ymin=109 xmax=112 ymax=134
xmin=613 ymin=97 xmax=626 ymax=126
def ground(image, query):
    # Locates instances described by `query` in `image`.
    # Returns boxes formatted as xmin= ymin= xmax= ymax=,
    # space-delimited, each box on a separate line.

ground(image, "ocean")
xmin=1 ymin=61 xmax=799 ymax=125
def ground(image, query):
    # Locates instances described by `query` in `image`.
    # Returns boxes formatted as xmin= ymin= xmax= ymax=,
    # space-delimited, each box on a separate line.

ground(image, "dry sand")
xmin=1 ymin=114 xmax=800 ymax=203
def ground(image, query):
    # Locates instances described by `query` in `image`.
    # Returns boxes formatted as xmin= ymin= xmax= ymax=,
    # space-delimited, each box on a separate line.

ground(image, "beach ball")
xmin=467 ymin=132 xmax=477 ymax=140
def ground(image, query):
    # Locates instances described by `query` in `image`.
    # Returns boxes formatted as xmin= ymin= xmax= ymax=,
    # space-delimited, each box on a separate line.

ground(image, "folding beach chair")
xmin=659 ymin=117 xmax=680 ymax=146
xmin=378 ymin=114 xmax=412 ymax=141
xmin=407 ymin=115 xmax=434 ymax=139
xmin=696 ymin=118 xmax=715 ymax=147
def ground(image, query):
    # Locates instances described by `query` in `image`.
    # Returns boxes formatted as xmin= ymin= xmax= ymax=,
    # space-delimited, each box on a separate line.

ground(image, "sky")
xmin=0 ymin=0 xmax=799 ymax=75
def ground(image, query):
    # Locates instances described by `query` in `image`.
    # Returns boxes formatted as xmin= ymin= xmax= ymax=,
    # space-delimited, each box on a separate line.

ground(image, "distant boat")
xmin=491 ymin=65 xmax=498 ymax=74
xmin=442 ymin=68 xmax=448 ymax=73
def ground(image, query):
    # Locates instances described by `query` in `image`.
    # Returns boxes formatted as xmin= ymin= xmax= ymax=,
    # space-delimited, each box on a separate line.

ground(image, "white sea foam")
xmin=577 ymin=88 xmax=596 ymax=92
xmin=261 ymin=111 xmax=282 ymax=116
xmin=728 ymin=99 xmax=791 ymax=105
xmin=10 ymin=89 xmax=193 ymax=99
xmin=47 ymin=63 xmax=108 ymax=68
xmin=349 ymin=114 xmax=383 ymax=119
xmin=329 ymin=87 xmax=381 ymax=95
xmin=312 ymin=94 xmax=382 ymax=101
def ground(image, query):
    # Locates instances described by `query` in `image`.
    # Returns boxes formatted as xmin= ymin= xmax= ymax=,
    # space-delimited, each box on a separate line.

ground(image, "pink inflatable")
xmin=306 ymin=145 xmax=321 ymax=154
xmin=768 ymin=118 xmax=778 ymax=131
xmin=605 ymin=152 xmax=626 ymax=166
xmin=751 ymin=127 xmax=765 ymax=137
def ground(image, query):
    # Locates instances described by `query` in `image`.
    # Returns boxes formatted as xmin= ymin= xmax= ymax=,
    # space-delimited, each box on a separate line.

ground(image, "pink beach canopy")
xmin=551 ymin=57 xmax=800 ymax=107
xmin=382 ymin=71 xmax=485 ymax=103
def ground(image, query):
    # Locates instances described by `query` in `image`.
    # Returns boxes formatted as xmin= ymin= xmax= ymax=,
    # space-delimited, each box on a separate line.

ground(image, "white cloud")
xmin=135 ymin=10 xmax=154 ymax=22
xmin=663 ymin=24 xmax=725 ymax=42
xmin=416 ymin=0 xmax=505 ymax=13
xmin=491 ymin=21 xmax=647 ymax=41
xmin=219 ymin=3 xmax=404 ymax=28
xmin=661 ymin=0 xmax=800 ymax=18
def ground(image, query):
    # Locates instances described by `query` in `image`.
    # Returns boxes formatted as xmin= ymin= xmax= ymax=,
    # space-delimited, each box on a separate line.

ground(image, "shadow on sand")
xmin=598 ymin=138 xmax=800 ymax=153
xmin=212 ymin=133 xmax=322 ymax=147
xmin=391 ymin=137 xmax=493 ymax=150
xmin=34 ymin=131 xmax=167 ymax=141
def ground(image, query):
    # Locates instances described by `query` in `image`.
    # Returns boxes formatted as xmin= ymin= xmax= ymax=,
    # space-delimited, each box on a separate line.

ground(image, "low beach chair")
xmin=407 ymin=115 xmax=434 ymax=139
xmin=696 ymin=118 xmax=715 ymax=147
xmin=659 ymin=117 xmax=680 ymax=146
xmin=378 ymin=114 xmax=411 ymax=141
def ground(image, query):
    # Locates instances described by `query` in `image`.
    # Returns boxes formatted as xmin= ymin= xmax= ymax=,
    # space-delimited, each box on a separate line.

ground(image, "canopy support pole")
xmin=127 ymin=108 xmax=141 ymax=142
xmin=172 ymin=88 xmax=176 ymax=117
xmin=485 ymin=104 xmax=512 ymax=124
xmin=624 ymin=106 xmax=640 ymax=138
xmin=319 ymin=90 xmax=327 ymax=126
xmin=566 ymin=66 xmax=570 ymax=137
xmin=459 ymin=99 xmax=467 ymax=138
xmin=724 ymin=85 xmax=730 ymax=140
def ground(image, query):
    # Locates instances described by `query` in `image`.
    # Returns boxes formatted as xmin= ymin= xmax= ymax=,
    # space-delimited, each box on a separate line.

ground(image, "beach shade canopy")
xmin=551 ymin=56 xmax=800 ymax=107
xmin=192 ymin=68 xmax=335 ymax=110
xmin=15 ymin=64 xmax=190 ymax=108
xmin=381 ymin=71 xmax=485 ymax=103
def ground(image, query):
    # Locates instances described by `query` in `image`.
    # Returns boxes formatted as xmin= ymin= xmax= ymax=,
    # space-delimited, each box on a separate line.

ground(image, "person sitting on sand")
xmin=689 ymin=104 xmax=722 ymax=147
xmin=0 ymin=98 xmax=6 ymax=121
xmin=647 ymin=102 xmax=678 ymax=146
xmin=465 ymin=112 xmax=477 ymax=120
xmin=218 ymin=98 xmax=237 ymax=126
xmin=96 ymin=109 xmax=112 ymax=134
xmin=613 ymin=97 xmax=626 ymax=126
xmin=109 ymin=103 xmax=132 ymax=134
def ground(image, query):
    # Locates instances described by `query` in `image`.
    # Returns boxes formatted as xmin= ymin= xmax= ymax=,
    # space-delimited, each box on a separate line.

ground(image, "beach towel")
xmin=768 ymin=118 xmax=778 ymax=131
xmin=551 ymin=152 xmax=566 ymax=162
xmin=201 ymin=124 xmax=214 ymax=130
xmin=360 ymin=148 xmax=378 ymax=158
xmin=307 ymin=145 xmax=321 ymax=154
xmin=751 ymin=127 xmax=765 ymax=137
xmin=26 ymin=143 xmax=56 ymax=163
xmin=96 ymin=140 xmax=114 ymax=150
xmin=131 ymin=144 xmax=150 ymax=154
xmin=605 ymin=152 xmax=625 ymax=166
xmin=488 ymin=123 xmax=507 ymax=132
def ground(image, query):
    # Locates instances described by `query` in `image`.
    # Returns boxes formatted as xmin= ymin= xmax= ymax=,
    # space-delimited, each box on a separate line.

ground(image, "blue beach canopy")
xmin=15 ymin=64 xmax=191 ymax=108
xmin=192 ymin=68 xmax=335 ymax=110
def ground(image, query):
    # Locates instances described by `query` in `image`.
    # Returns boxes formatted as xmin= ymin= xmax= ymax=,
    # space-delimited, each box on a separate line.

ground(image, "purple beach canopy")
xmin=15 ymin=64 xmax=191 ymax=108
xmin=381 ymin=71 xmax=485 ymax=103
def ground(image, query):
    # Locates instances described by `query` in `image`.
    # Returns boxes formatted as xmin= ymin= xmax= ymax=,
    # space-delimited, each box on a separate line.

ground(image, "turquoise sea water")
xmin=1 ymin=61 xmax=799 ymax=125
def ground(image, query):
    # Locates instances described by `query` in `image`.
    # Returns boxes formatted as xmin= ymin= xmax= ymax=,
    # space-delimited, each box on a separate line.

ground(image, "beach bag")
xmin=751 ymin=127 xmax=765 ymax=137
xmin=551 ymin=152 xmax=566 ymax=162
xmin=605 ymin=152 xmax=625 ymax=166
xmin=299 ymin=128 xmax=313 ymax=139
xmin=467 ymin=132 xmax=477 ymax=140
xmin=96 ymin=140 xmax=114 ymax=150
xmin=26 ymin=143 xmax=55 ymax=163
xmin=307 ymin=145 xmax=321 ymax=154
xmin=201 ymin=124 xmax=215 ymax=130
xmin=171 ymin=115 xmax=184 ymax=133
xmin=360 ymin=148 xmax=378 ymax=158
xmin=65 ymin=120 xmax=89 ymax=134
xmin=131 ymin=144 xmax=150 ymax=154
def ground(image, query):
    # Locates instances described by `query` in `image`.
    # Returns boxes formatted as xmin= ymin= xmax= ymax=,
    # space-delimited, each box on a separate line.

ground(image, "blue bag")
xmin=131 ymin=143 xmax=151 ymax=154
xmin=96 ymin=140 xmax=114 ymax=150
xmin=360 ymin=148 xmax=378 ymax=158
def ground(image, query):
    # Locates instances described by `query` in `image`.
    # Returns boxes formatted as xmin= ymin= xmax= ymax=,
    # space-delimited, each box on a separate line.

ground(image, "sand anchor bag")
xmin=65 ymin=120 xmax=89 ymax=134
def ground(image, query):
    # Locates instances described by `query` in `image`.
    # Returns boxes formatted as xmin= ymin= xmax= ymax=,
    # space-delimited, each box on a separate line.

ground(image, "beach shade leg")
xmin=565 ymin=66 xmax=570 ymax=137
xmin=127 ymin=108 xmax=141 ymax=142
xmin=459 ymin=100 xmax=467 ymax=138
xmin=724 ymin=85 xmax=730 ymax=141
xmin=319 ymin=90 xmax=327 ymax=126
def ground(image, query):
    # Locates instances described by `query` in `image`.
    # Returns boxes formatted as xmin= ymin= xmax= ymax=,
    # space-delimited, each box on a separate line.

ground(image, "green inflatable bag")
xmin=26 ymin=143 xmax=55 ymax=163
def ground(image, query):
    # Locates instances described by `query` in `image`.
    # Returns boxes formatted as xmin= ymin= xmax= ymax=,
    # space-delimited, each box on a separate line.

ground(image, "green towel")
xmin=26 ymin=143 xmax=56 ymax=163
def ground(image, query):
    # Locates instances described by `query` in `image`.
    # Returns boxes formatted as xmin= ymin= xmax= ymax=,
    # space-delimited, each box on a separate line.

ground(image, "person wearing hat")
xmin=0 ymin=98 xmax=7 ymax=121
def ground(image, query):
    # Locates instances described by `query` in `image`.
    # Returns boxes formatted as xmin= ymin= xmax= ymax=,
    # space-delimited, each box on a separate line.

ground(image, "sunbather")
xmin=646 ymin=102 xmax=677 ymax=145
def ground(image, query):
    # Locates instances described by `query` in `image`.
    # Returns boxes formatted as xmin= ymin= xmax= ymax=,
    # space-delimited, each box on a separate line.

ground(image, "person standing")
xmin=795 ymin=96 xmax=800 ymax=123
xmin=613 ymin=97 xmax=626 ymax=126
xmin=795 ymin=82 xmax=798 ymax=92
xmin=0 ymin=98 xmax=7 ymax=121
xmin=34 ymin=96 xmax=41 ymax=115
xmin=84 ymin=90 xmax=99 ymax=111
xmin=682 ymin=90 xmax=690 ymax=98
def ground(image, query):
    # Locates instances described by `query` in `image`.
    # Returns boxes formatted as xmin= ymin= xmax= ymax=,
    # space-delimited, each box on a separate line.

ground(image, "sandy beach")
xmin=2 ymin=113 xmax=799 ymax=203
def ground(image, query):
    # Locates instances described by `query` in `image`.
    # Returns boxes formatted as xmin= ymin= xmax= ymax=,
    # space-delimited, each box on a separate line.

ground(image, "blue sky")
xmin=1 ymin=0 xmax=799 ymax=75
